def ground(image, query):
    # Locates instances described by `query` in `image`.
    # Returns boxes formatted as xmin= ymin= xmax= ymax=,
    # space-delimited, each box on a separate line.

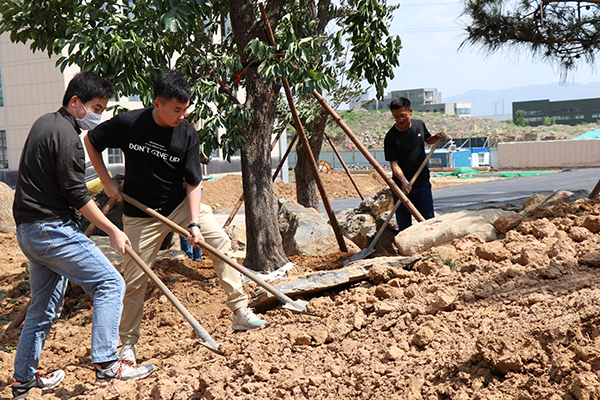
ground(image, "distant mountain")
xmin=444 ymin=82 xmax=600 ymax=116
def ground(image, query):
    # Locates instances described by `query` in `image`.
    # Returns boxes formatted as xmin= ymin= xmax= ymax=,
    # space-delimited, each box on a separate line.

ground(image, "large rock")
xmin=370 ymin=187 xmax=394 ymax=218
xmin=278 ymin=199 xmax=359 ymax=256
xmin=0 ymin=182 xmax=15 ymax=233
xmin=224 ymin=224 xmax=247 ymax=252
xmin=395 ymin=209 xmax=515 ymax=256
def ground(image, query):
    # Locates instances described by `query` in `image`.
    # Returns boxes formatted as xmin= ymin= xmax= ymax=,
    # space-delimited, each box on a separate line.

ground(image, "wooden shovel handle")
xmin=408 ymin=139 xmax=442 ymax=189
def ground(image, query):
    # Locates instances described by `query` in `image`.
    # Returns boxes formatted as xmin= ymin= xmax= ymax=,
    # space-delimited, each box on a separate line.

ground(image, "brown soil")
xmin=4 ymin=192 xmax=600 ymax=398
xmin=203 ymin=170 xmax=498 ymax=211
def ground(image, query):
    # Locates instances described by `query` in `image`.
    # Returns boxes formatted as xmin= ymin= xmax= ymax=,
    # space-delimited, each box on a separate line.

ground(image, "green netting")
xmin=432 ymin=167 xmax=559 ymax=179
xmin=572 ymin=129 xmax=600 ymax=140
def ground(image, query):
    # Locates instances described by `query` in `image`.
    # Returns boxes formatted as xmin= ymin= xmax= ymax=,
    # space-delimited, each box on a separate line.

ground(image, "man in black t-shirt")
xmin=84 ymin=70 xmax=267 ymax=365
xmin=384 ymin=97 xmax=448 ymax=231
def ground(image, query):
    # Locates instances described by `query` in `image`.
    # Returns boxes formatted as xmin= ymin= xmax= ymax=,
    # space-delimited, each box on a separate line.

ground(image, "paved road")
xmin=319 ymin=167 xmax=600 ymax=216
xmin=433 ymin=167 xmax=599 ymax=209
xmin=214 ymin=167 xmax=600 ymax=223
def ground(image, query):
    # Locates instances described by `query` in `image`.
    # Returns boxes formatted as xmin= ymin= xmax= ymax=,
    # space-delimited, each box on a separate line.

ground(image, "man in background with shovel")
xmin=384 ymin=97 xmax=448 ymax=231
xmin=84 ymin=69 xmax=267 ymax=366
xmin=11 ymin=71 xmax=154 ymax=399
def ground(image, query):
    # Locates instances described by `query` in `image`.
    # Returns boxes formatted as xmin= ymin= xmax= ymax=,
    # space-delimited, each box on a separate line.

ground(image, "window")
xmin=0 ymin=68 xmax=4 ymax=107
xmin=555 ymin=115 xmax=585 ymax=120
xmin=525 ymin=110 xmax=545 ymax=116
xmin=553 ymin=107 xmax=584 ymax=114
xmin=107 ymin=148 xmax=123 ymax=164
xmin=478 ymin=153 xmax=485 ymax=166
xmin=0 ymin=130 xmax=7 ymax=168
xmin=456 ymin=108 xmax=470 ymax=115
xmin=525 ymin=116 xmax=544 ymax=122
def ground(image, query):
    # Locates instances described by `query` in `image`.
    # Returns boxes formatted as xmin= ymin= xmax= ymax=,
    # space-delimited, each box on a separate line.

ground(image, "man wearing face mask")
xmin=11 ymin=71 xmax=155 ymax=399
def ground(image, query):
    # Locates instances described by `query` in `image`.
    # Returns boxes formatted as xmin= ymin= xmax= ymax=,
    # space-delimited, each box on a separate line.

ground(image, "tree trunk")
xmin=230 ymin=0 xmax=288 ymax=272
xmin=294 ymin=110 xmax=327 ymax=210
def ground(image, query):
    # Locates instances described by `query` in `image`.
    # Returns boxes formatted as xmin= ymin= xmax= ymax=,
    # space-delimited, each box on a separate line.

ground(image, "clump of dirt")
xmin=3 ymin=196 xmax=600 ymax=398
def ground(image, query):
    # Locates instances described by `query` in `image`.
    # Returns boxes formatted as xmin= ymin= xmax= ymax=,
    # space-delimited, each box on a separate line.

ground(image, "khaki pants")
xmin=119 ymin=200 xmax=248 ymax=345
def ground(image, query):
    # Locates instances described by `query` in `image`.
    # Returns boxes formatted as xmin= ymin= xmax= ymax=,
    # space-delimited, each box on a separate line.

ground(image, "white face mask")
xmin=75 ymin=103 xmax=102 ymax=130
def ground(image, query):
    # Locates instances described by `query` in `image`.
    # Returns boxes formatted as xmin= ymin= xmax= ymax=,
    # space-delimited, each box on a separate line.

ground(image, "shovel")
xmin=125 ymin=246 xmax=224 ymax=356
xmin=121 ymin=193 xmax=311 ymax=315
xmin=347 ymin=139 xmax=442 ymax=263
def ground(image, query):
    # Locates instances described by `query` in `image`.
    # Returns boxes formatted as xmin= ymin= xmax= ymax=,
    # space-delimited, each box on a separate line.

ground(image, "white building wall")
xmin=498 ymin=139 xmax=600 ymax=169
xmin=1 ymin=33 xmax=65 ymax=171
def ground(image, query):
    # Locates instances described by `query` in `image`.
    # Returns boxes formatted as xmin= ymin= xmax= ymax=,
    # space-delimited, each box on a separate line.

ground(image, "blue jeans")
xmin=179 ymin=235 xmax=202 ymax=261
xmin=14 ymin=220 xmax=125 ymax=381
xmin=392 ymin=181 xmax=435 ymax=231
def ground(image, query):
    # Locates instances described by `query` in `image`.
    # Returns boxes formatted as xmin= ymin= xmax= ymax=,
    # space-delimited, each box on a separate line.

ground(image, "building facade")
xmin=0 ymin=34 xmax=285 ymax=187
xmin=350 ymin=88 xmax=471 ymax=117
xmin=513 ymin=98 xmax=600 ymax=126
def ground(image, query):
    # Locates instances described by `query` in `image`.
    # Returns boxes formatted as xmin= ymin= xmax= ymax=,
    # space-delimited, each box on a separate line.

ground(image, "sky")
xmin=382 ymin=0 xmax=600 ymax=99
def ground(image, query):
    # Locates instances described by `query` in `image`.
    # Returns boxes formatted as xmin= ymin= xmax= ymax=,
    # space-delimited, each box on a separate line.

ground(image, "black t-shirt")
xmin=87 ymin=108 xmax=202 ymax=218
xmin=13 ymin=108 xmax=91 ymax=225
xmin=384 ymin=119 xmax=431 ymax=189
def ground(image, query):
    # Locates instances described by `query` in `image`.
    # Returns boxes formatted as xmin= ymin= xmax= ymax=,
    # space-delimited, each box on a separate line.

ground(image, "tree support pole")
xmin=589 ymin=178 xmax=600 ymax=199
xmin=259 ymin=3 xmax=347 ymax=252
xmin=223 ymin=133 xmax=298 ymax=228
xmin=324 ymin=132 xmax=365 ymax=201
xmin=312 ymin=90 xmax=424 ymax=222
xmin=222 ymin=127 xmax=286 ymax=228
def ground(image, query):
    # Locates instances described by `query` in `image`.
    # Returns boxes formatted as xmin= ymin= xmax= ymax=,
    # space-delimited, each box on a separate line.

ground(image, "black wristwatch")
xmin=188 ymin=222 xmax=201 ymax=230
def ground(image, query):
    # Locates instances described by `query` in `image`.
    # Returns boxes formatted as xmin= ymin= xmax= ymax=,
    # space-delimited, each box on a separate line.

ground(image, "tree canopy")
xmin=460 ymin=0 xmax=600 ymax=79
xmin=0 ymin=0 xmax=402 ymax=270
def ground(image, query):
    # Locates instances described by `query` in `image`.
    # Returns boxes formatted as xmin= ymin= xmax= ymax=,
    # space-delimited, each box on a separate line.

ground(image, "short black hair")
xmin=62 ymin=71 xmax=115 ymax=107
xmin=390 ymin=97 xmax=411 ymax=111
xmin=154 ymin=70 xmax=191 ymax=103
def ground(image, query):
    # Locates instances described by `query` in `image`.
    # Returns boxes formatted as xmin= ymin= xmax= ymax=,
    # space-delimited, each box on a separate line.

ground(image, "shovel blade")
xmin=345 ymin=246 xmax=376 ymax=264
xmin=281 ymin=299 xmax=310 ymax=314
xmin=197 ymin=341 xmax=225 ymax=356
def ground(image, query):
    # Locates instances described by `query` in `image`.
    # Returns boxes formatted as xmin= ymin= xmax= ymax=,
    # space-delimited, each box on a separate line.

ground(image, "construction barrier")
xmin=498 ymin=139 xmax=600 ymax=169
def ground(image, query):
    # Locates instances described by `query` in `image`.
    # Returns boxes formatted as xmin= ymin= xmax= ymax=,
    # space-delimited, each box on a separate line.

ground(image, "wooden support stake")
xmin=590 ymin=178 xmax=600 ymax=199
xmin=221 ymin=126 xmax=287 ymax=228
xmin=259 ymin=3 xmax=347 ymax=252
xmin=312 ymin=90 xmax=424 ymax=222
xmin=223 ymin=134 xmax=298 ymax=228
xmin=324 ymin=132 xmax=364 ymax=201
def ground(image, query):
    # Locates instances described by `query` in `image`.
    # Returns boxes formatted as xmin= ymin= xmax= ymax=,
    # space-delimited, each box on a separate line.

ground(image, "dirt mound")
xmin=203 ymin=170 xmax=387 ymax=211
xmin=3 ymin=196 xmax=600 ymax=398
xmin=203 ymin=170 xmax=487 ymax=212
xmin=324 ymin=108 xmax=600 ymax=150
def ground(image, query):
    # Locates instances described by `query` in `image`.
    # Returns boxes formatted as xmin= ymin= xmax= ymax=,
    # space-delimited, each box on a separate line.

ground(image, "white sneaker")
xmin=232 ymin=307 xmax=269 ymax=331
xmin=12 ymin=370 xmax=65 ymax=399
xmin=95 ymin=359 xmax=154 ymax=386
xmin=119 ymin=344 xmax=137 ymax=365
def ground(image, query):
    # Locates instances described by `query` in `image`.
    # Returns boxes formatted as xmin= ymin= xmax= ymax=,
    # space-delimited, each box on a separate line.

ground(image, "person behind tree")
xmin=84 ymin=69 xmax=268 ymax=366
xmin=384 ymin=96 xmax=448 ymax=231
xmin=11 ymin=71 xmax=154 ymax=399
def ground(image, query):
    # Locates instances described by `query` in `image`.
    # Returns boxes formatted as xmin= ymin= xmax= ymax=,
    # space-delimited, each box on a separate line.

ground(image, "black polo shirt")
xmin=13 ymin=108 xmax=91 ymax=225
xmin=384 ymin=119 xmax=432 ymax=188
